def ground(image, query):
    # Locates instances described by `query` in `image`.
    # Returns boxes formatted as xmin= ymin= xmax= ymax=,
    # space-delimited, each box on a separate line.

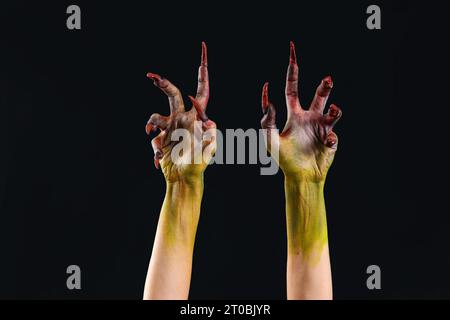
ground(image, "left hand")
xmin=261 ymin=42 xmax=342 ymax=182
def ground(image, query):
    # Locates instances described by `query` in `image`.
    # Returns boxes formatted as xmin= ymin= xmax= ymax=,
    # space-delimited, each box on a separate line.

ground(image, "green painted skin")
xmin=158 ymin=177 xmax=204 ymax=249
xmin=154 ymin=109 xmax=216 ymax=248
xmin=273 ymin=116 xmax=338 ymax=266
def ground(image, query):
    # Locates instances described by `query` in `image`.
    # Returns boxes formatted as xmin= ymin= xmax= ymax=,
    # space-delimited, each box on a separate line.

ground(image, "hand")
xmin=261 ymin=42 xmax=342 ymax=182
xmin=146 ymin=42 xmax=216 ymax=183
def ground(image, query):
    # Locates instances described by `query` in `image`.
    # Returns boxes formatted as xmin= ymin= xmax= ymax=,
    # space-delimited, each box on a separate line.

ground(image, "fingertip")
xmin=145 ymin=123 xmax=152 ymax=135
xmin=146 ymin=72 xmax=161 ymax=81
xmin=262 ymin=82 xmax=269 ymax=111
xmin=323 ymin=76 xmax=333 ymax=89
xmin=289 ymin=41 xmax=297 ymax=64
xmin=326 ymin=138 xmax=336 ymax=148
xmin=201 ymin=41 xmax=208 ymax=66
xmin=329 ymin=104 xmax=341 ymax=118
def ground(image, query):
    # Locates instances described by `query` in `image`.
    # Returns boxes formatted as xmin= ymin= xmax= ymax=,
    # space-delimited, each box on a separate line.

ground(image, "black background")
xmin=0 ymin=1 xmax=447 ymax=299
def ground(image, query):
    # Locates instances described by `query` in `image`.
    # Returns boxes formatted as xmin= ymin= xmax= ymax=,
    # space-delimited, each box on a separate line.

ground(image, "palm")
xmin=261 ymin=42 xmax=342 ymax=182
xmin=145 ymin=42 xmax=216 ymax=182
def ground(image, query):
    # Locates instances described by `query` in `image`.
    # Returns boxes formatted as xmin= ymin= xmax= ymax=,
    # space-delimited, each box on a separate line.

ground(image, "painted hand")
xmin=146 ymin=42 xmax=216 ymax=183
xmin=261 ymin=42 xmax=342 ymax=182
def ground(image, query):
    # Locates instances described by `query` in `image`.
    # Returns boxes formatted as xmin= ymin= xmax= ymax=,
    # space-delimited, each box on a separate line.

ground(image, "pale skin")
xmin=261 ymin=42 xmax=342 ymax=300
xmin=143 ymin=42 xmax=216 ymax=300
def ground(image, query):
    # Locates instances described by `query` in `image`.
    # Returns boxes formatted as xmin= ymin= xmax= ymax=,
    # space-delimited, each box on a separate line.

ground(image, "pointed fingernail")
xmin=262 ymin=82 xmax=269 ymax=113
xmin=145 ymin=123 xmax=153 ymax=135
xmin=323 ymin=76 xmax=333 ymax=89
xmin=326 ymin=136 xmax=337 ymax=147
xmin=201 ymin=41 xmax=208 ymax=66
xmin=289 ymin=41 xmax=297 ymax=64
xmin=189 ymin=95 xmax=208 ymax=122
xmin=146 ymin=72 xmax=162 ymax=82
xmin=154 ymin=150 xmax=163 ymax=169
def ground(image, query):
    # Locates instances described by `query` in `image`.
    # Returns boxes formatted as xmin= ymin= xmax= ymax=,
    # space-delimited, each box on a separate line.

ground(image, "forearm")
xmin=284 ymin=175 xmax=332 ymax=300
xmin=143 ymin=177 xmax=204 ymax=300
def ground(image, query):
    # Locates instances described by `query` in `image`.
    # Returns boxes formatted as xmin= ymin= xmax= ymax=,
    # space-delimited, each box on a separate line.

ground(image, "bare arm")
xmin=261 ymin=42 xmax=342 ymax=300
xmin=143 ymin=179 xmax=203 ymax=299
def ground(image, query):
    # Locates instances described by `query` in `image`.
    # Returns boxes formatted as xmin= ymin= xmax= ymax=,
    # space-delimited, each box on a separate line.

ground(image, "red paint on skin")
xmin=201 ymin=41 xmax=208 ymax=66
xmin=146 ymin=42 xmax=213 ymax=170
xmin=145 ymin=123 xmax=153 ymax=135
xmin=329 ymin=104 xmax=340 ymax=118
xmin=326 ymin=133 xmax=337 ymax=147
xmin=316 ymin=76 xmax=333 ymax=97
xmin=188 ymin=95 xmax=208 ymax=122
xmin=146 ymin=72 xmax=162 ymax=82
xmin=262 ymin=82 xmax=269 ymax=113
xmin=290 ymin=41 xmax=297 ymax=64
xmin=145 ymin=122 xmax=159 ymax=135
xmin=323 ymin=76 xmax=333 ymax=89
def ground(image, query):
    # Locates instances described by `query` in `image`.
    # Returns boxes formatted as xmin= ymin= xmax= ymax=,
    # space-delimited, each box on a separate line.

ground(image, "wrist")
xmin=284 ymin=176 xmax=328 ymax=259
xmin=159 ymin=177 xmax=204 ymax=248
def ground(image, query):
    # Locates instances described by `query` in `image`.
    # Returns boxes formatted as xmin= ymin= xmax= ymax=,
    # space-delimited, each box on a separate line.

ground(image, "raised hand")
xmin=261 ymin=42 xmax=342 ymax=182
xmin=146 ymin=42 xmax=216 ymax=183
xmin=261 ymin=42 xmax=341 ymax=299
xmin=143 ymin=43 xmax=216 ymax=300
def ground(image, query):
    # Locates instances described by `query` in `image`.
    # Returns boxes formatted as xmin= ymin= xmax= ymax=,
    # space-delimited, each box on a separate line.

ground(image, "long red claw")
xmin=201 ymin=41 xmax=208 ymax=67
xmin=188 ymin=95 xmax=208 ymax=122
xmin=154 ymin=151 xmax=163 ymax=169
xmin=146 ymin=72 xmax=162 ymax=82
xmin=290 ymin=41 xmax=297 ymax=64
xmin=262 ymin=82 xmax=269 ymax=113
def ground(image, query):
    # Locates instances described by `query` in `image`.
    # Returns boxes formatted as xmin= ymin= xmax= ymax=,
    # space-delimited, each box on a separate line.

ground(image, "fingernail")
xmin=201 ymin=41 xmax=208 ymax=66
xmin=327 ymin=137 xmax=336 ymax=147
xmin=262 ymin=82 xmax=269 ymax=112
xmin=290 ymin=41 xmax=297 ymax=64
xmin=145 ymin=123 xmax=153 ymax=135
xmin=146 ymin=72 xmax=161 ymax=82
xmin=329 ymin=104 xmax=340 ymax=117
xmin=323 ymin=76 xmax=333 ymax=89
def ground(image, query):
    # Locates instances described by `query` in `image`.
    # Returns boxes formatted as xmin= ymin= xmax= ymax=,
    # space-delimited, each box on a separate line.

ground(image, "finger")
xmin=261 ymin=83 xmax=279 ymax=155
xmin=310 ymin=76 xmax=333 ymax=113
xmin=261 ymin=82 xmax=277 ymax=129
xmin=195 ymin=41 xmax=209 ymax=110
xmin=188 ymin=95 xmax=208 ymax=122
xmin=285 ymin=41 xmax=301 ymax=112
xmin=322 ymin=104 xmax=342 ymax=128
xmin=325 ymin=131 xmax=338 ymax=149
xmin=151 ymin=136 xmax=164 ymax=169
xmin=146 ymin=72 xmax=185 ymax=114
xmin=145 ymin=113 xmax=169 ymax=135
